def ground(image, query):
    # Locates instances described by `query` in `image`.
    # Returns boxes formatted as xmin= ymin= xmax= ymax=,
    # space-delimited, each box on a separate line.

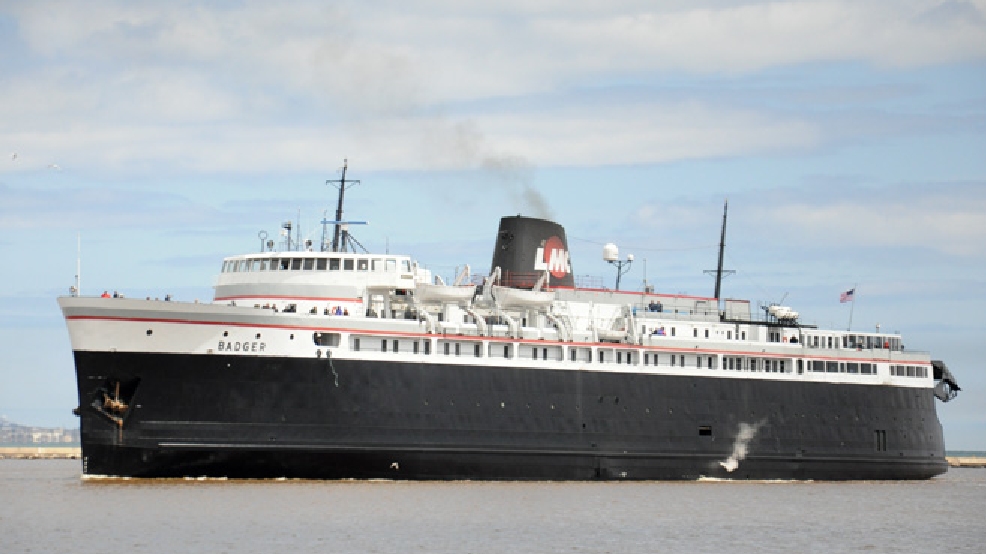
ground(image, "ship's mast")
xmin=326 ymin=159 xmax=361 ymax=253
xmin=323 ymin=159 xmax=368 ymax=253
xmin=331 ymin=160 xmax=348 ymax=252
xmin=714 ymin=200 xmax=728 ymax=302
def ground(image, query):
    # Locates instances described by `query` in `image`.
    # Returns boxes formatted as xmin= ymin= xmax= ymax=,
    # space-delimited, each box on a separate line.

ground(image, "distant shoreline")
xmin=0 ymin=446 xmax=81 ymax=459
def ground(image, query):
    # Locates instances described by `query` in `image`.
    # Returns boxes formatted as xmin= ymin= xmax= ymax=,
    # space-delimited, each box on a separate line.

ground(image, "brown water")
xmin=1 ymin=460 xmax=984 ymax=554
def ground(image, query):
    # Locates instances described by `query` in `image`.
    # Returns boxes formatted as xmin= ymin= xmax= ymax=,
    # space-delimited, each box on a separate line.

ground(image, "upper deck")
xmin=214 ymin=251 xmax=420 ymax=305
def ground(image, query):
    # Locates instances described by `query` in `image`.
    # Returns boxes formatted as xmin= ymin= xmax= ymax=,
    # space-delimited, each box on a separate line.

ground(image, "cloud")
xmin=755 ymin=183 xmax=986 ymax=258
xmin=1 ymin=2 xmax=983 ymax=176
xmin=641 ymin=183 xmax=986 ymax=259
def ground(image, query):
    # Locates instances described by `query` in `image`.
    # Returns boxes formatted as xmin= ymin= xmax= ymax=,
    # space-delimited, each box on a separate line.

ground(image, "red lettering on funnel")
xmin=538 ymin=236 xmax=570 ymax=279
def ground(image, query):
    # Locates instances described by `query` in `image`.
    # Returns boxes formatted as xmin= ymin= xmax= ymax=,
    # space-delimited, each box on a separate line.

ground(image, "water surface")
xmin=1 ymin=460 xmax=983 ymax=554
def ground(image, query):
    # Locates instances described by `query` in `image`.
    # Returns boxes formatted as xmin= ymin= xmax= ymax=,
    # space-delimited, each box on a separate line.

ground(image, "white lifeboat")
xmin=415 ymin=282 xmax=477 ymax=304
xmin=768 ymin=305 xmax=799 ymax=321
xmin=491 ymin=285 xmax=555 ymax=309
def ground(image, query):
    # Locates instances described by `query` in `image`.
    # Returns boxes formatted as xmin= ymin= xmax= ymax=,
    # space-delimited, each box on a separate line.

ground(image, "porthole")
xmin=290 ymin=334 xmax=294 ymax=340
xmin=223 ymin=331 xmax=229 ymax=337
xmin=256 ymin=333 xmax=261 ymax=339
xmin=146 ymin=329 xmax=153 ymax=336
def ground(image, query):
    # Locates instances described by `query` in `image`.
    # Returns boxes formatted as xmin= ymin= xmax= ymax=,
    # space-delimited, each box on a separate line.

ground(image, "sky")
xmin=1 ymin=1 xmax=984 ymax=449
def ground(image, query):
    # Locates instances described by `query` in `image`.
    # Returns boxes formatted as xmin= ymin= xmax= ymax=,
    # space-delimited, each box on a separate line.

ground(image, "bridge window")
xmin=303 ymin=258 xmax=315 ymax=270
xmin=344 ymin=259 xmax=354 ymax=271
xmin=317 ymin=258 xmax=327 ymax=270
xmin=329 ymin=258 xmax=341 ymax=270
xmin=357 ymin=259 xmax=369 ymax=271
xmin=386 ymin=259 xmax=397 ymax=272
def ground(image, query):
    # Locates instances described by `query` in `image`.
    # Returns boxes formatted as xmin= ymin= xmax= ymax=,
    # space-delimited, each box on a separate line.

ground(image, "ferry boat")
xmin=58 ymin=168 xmax=960 ymax=480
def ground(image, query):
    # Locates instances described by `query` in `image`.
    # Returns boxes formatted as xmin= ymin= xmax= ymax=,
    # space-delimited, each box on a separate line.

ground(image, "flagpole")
xmin=847 ymin=283 xmax=857 ymax=331
xmin=76 ymin=232 xmax=81 ymax=297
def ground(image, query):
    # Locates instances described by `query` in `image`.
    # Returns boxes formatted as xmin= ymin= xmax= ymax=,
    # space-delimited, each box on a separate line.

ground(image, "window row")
xmin=648 ymin=326 xmax=749 ymax=341
xmin=351 ymin=337 xmax=432 ymax=355
xmin=809 ymin=361 xmax=877 ymax=375
xmin=890 ymin=364 xmax=928 ymax=378
xmin=222 ymin=257 xmax=410 ymax=274
xmin=335 ymin=335 xmax=887 ymax=380
xmin=804 ymin=334 xmax=902 ymax=351
xmin=721 ymin=357 xmax=789 ymax=373
xmin=641 ymin=352 xmax=719 ymax=370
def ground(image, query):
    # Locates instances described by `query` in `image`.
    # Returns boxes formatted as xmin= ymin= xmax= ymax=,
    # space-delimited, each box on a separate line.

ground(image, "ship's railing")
xmin=632 ymin=307 xmax=720 ymax=322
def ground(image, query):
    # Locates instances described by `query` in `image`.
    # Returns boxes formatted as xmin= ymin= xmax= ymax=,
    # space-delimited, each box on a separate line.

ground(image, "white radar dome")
xmin=603 ymin=243 xmax=619 ymax=262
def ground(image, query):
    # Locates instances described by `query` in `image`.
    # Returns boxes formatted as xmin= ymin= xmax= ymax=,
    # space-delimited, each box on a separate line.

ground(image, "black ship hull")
xmin=75 ymin=351 xmax=948 ymax=480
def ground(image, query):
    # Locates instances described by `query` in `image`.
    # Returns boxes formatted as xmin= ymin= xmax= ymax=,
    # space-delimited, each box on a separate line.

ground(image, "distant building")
xmin=0 ymin=417 xmax=80 ymax=444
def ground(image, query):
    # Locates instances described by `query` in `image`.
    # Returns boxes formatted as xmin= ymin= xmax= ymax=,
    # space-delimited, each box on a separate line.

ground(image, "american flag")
xmin=840 ymin=288 xmax=855 ymax=303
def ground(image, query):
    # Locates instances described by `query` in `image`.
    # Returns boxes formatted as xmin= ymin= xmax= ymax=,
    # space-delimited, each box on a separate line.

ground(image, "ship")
xmin=59 ymin=165 xmax=961 ymax=480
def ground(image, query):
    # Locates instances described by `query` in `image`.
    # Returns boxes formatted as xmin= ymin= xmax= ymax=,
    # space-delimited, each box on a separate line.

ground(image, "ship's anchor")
xmin=98 ymin=381 xmax=129 ymax=428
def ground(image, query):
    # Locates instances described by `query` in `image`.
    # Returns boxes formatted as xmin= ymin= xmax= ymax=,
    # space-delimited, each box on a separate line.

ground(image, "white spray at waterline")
xmin=720 ymin=420 xmax=766 ymax=472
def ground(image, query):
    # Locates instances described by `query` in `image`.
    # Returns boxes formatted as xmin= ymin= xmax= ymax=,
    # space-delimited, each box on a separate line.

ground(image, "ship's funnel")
xmin=490 ymin=216 xmax=574 ymax=289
